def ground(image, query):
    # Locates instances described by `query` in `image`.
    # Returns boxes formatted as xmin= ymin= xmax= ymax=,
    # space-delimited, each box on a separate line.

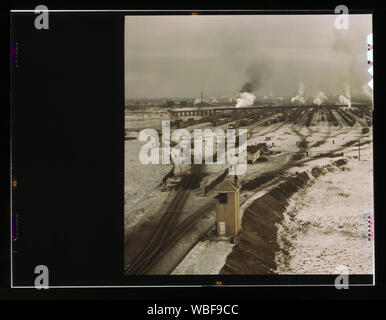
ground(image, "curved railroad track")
xmin=125 ymin=164 xmax=202 ymax=275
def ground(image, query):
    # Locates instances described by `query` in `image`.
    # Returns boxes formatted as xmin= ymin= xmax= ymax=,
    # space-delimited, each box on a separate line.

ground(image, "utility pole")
xmin=201 ymin=90 xmax=203 ymax=105
xmin=358 ymin=136 xmax=361 ymax=161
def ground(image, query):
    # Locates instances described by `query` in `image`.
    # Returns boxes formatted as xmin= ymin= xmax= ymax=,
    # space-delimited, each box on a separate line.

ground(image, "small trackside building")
xmin=247 ymin=143 xmax=267 ymax=164
xmin=214 ymin=179 xmax=241 ymax=237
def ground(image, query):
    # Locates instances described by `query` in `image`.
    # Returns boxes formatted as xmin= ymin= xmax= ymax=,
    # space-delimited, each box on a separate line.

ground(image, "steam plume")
xmin=339 ymin=82 xmax=351 ymax=108
xmin=313 ymin=91 xmax=327 ymax=106
xmin=362 ymin=84 xmax=373 ymax=98
xmin=235 ymin=92 xmax=256 ymax=108
xmin=235 ymin=61 xmax=270 ymax=108
xmin=291 ymin=82 xmax=306 ymax=105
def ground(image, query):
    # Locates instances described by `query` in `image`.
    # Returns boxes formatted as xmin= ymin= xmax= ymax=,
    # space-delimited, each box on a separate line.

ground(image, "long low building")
xmin=168 ymin=103 xmax=371 ymax=117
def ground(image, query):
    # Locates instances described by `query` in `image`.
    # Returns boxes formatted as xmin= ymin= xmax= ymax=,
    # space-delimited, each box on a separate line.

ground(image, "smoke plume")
xmin=291 ymin=82 xmax=306 ymax=105
xmin=239 ymin=62 xmax=271 ymax=93
xmin=235 ymin=92 xmax=256 ymax=108
xmin=235 ymin=61 xmax=270 ymax=108
xmin=313 ymin=91 xmax=327 ymax=106
xmin=339 ymin=82 xmax=352 ymax=108
xmin=344 ymin=81 xmax=351 ymax=100
xmin=339 ymin=95 xmax=351 ymax=108
xmin=362 ymin=84 xmax=372 ymax=98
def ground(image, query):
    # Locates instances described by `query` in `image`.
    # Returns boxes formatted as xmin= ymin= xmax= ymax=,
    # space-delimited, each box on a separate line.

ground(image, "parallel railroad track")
xmin=125 ymin=164 xmax=202 ymax=275
xmin=125 ymin=117 xmax=365 ymax=275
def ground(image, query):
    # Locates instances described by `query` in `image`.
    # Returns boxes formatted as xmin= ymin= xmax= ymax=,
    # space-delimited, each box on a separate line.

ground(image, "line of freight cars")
xmin=305 ymin=108 xmax=316 ymax=127
xmin=215 ymin=110 xmax=269 ymax=128
xmin=350 ymin=108 xmax=373 ymax=126
xmin=350 ymin=108 xmax=365 ymax=119
xmin=288 ymin=109 xmax=306 ymax=124
xmin=172 ymin=111 xmax=238 ymax=128
xmin=326 ymin=108 xmax=339 ymax=126
xmin=334 ymin=108 xmax=356 ymax=126
xmin=351 ymin=106 xmax=372 ymax=118
xmin=232 ymin=114 xmax=265 ymax=128
xmin=263 ymin=113 xmax=286 ymax=126
xmin=171 ymin=117 xmax=209 ymax=129
xmin=172 ymin=111 xmax=266 ymax=129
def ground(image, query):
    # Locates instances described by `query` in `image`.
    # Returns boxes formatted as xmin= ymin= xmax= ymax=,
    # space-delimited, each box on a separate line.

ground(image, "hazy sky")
xmin=125 ymin=15 xmax=372 ymax=99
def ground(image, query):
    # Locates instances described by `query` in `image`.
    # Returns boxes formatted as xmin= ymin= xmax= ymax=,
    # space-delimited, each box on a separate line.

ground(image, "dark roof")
xmin=247 ymin=143 xmax=266 ymax=154
xmin=256 ymin=143 xmax=267 ymax=149
xmin=247 ymin=145 xmax=260 ymax=154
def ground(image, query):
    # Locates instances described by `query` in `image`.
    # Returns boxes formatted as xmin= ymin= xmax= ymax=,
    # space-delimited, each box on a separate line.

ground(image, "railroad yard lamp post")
xmin=358 ymin=127 xmax=369 ymax=161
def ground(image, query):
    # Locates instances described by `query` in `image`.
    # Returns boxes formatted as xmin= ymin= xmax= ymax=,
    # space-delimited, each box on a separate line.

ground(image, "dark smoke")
xmin=240 ymin=82 xmax=255 ymax=92
xmin=240 ymin=61 xmax=271 ymax=93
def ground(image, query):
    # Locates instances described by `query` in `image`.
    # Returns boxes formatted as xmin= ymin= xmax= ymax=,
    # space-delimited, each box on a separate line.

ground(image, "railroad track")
xmin=250 ymin=118 xmax=288 ymax=136
xmin=305 ymin=108 xmax=315 ymax=127
xmin=125 ymin=164 xmax=202 ymax=275
xmin=125 ymin=116 xmax=367 ymax=275
xmin=334 ymin=107 xmax=356 ymax=126
xmin=241 ymin=120 xmax=357 ymax=191
xmin=136 ymin=200 xmax=217 ymax=274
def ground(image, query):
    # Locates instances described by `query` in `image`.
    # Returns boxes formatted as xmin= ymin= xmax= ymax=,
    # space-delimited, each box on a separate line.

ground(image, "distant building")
xmin=247 ymin=143 xmax=266 ymax=164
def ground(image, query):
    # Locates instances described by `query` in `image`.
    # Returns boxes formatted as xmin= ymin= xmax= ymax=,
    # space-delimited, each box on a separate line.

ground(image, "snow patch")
xmin=276 ymin=153 xmax=374 ymax=274
xmin=172 ymin=240 xmax=234 ymax=275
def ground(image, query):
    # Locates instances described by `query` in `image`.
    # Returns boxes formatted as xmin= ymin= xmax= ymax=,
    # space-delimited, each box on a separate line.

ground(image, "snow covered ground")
xmin=276 ymin=145 xmax=373 ymax=274
xmin=125 ymin=131 xmax=172 ymax=232
xmin=172 ymin=240 xmax=235 ymax=275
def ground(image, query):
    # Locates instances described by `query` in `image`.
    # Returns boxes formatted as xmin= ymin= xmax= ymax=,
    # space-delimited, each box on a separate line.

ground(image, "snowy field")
xmin=125 ymin=132 xmax=172 ymax=208
xmin=276 ymin=145 xmax=373 ymax=274
xmin=125 ymin=131 xmax=173 ymax=232
xmin=172 ymin=240 xmax=235 ymax=275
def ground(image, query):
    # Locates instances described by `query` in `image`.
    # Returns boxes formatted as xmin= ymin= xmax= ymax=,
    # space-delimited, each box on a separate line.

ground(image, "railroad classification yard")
xmin=124 ymin=102 xmax=373 ymax=275
xmin=124 ymin=14 xmax=373 ymax=278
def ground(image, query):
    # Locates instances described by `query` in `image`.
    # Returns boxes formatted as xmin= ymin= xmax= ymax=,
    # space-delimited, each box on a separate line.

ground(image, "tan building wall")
xmin=216 ymin=190 xmax=240 ymax=237
xmin=247 ymin=149 xmax=261 ymax=163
